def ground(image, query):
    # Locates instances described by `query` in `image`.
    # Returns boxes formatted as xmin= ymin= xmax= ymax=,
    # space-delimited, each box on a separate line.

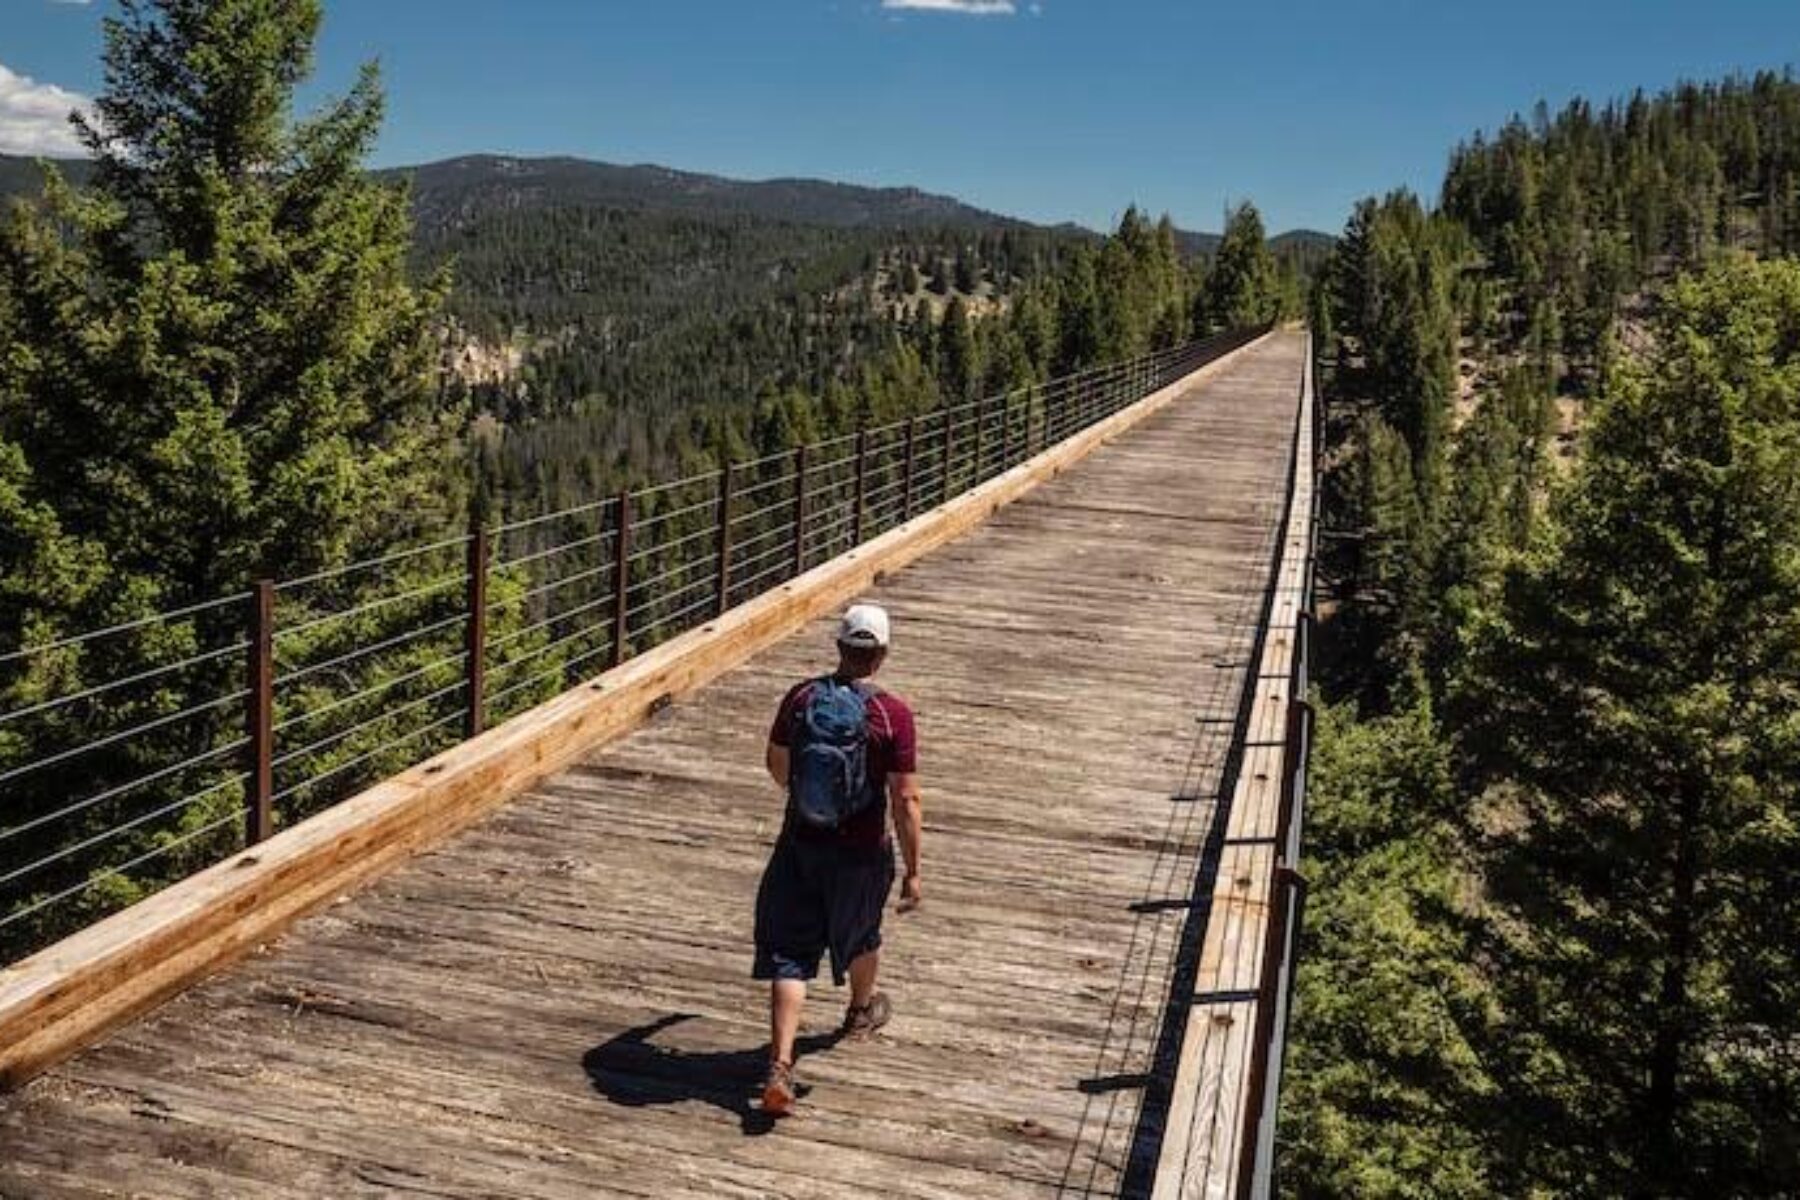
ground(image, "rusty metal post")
xmin=972 ymin=396 xmax=986 ymax=484
xmin=853 ymin=427 xmax=869 ymax=546
xmin=246 ymin=580 xmax=274 ymax=846
xmin=714 ymin=461 xmax=734 ymax=617
xmin=609 ymin=489 xmax=631 ymax=668
xmin=464 ymin=524 xmax=488 ymax=740
xmin=902 ymin=416 xmax=917 ymax=521
xmin=940 ymin=410 xmax=955 ymax=506
xmin=1235 ymin=865 xmax=1301 ymax=1200
xmin=1274 ymin=698 xmax=1310 ymax=862
xmin=791 ymin=444 xmax=809 ymax=578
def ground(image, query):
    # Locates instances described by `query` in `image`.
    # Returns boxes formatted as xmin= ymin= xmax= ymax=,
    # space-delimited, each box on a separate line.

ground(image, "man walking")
xmin=753 ymin=602 xmax=923 ymax=1116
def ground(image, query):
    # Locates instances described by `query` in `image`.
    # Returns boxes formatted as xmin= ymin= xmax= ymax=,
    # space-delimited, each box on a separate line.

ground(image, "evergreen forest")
xmin=1284 ymin=73 xmax=1800 ymax=1197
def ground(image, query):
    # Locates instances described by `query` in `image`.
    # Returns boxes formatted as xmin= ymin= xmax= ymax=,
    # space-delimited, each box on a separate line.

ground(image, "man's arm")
xmin=888 ymin=772 xmax=922 ymax=912
xmin=766 ymin=683 xmax=798 ymax=790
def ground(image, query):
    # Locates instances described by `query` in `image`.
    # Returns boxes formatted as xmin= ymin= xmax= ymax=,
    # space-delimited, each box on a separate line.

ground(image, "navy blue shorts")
xmin=752 ymin=835 xmax=895 ymax=986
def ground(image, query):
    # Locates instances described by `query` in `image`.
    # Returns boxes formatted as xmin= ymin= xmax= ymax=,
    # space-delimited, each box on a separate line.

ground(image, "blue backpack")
xmin=788 ymin=677 xmax=879 ymax=831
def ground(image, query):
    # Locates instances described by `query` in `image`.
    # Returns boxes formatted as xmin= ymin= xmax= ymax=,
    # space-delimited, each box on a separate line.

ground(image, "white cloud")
xmin=0 ymin=61 xmax=92 ymax=156
xmin=881 ymin=0 xmax=1018 ymax=14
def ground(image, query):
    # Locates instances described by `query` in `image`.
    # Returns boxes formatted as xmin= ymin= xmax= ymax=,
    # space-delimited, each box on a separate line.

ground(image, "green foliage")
xmin=1332 ymin=193 xmax=1464 ymax=490
xmin=1443 ymin=73 xmax=1800 ymax=385
xmin=0 ymin=0 xmax=460 ymax=956
xmin=1454 ymin=258 xmax=1800 ymax=1194
xmin=1203 ymin=203 xmax=1281 ymax=330
xmin=1280 ymin=700 xmax=1500 ymax=1200
xmin=1320 ymin=192 xmax=1476 ymax=706
xmin=939 ymin=295 xmax=979 ymax=403
xmin=4 ymin=0 xmax=451 ymax=602
xmin=1330 ymin=413 xmax=1431 ymax=706
xmin=1299 ymin=75 xmax=1800 ymax=1200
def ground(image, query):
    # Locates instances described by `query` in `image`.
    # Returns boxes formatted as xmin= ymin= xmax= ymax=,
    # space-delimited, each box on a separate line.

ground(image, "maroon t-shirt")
xmin=770 ymin=676 xmax=917 ymax=850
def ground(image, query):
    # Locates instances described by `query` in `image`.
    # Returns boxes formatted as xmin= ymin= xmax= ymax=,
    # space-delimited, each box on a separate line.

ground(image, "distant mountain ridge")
xmin=0 ymin=151 xmax=1333 ymax=249
xmin=0 ymin=154 xmax=93 ymax=196
xmin=390 ymin=154 xmax=1026 ymax=233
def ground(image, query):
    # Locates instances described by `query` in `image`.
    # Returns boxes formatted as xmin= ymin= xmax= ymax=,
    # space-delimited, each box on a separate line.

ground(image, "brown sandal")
xmin=761 ymin=1058 xmax=797 ymax=1116
xmin=841 ymin=992 xmax=892 ymax=1041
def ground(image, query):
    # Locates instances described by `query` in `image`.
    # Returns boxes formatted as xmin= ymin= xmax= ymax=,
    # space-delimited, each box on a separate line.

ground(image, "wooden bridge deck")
xmin=0 ymin=332 xmax=1306 ymax=1200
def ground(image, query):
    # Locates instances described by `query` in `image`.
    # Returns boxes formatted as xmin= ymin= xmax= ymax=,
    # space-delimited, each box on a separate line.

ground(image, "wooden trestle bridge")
xmin=0 ymin=329 xmax=1317 ymax=1199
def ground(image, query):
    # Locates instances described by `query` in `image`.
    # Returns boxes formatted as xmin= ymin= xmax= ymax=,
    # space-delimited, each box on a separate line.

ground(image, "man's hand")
xmin=898 ymin=872 xmax=922 ymax=914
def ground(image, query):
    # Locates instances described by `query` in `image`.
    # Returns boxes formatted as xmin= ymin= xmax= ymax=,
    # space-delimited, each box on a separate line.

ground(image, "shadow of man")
xmin=583 ymin=1013 xmax=843 ymax=1136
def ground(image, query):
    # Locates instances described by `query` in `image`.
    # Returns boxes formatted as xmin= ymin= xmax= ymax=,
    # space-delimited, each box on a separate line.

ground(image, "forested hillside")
xmin=469 ymin=196 xmax=1299 ymax=524
xmin=396 ymin=153 xmax=1023 ymax=230
xmin=2 ymin=147 xmax=1316 ymax=523
xmin=0 ymin=1 xmax=1302 ymax=962
xmin=1284 ymin=72 xmax=1800 ymax=1198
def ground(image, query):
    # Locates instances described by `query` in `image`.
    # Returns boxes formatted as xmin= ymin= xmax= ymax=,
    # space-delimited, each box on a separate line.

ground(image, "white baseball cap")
xmin=837 ymin=603 xmax=891 ymax=649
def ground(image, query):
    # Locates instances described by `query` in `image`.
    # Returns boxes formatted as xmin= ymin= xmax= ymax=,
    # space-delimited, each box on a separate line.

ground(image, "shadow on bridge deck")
xmin=0 ymin=333 xmax=1305 ymax=1200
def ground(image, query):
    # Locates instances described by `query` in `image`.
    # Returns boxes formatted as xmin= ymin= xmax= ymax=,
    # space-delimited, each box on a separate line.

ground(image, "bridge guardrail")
xmin=1147 ymin=328 xmax=1317 ymax=1200
xmin=0 ymin=326 xmax=1270 ymax=968
xmin=1234 ymin=334 xmax=1321 ymax=1200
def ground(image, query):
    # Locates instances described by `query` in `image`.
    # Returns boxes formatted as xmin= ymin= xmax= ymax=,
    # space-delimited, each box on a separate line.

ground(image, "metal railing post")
xmin=1237 ymin=864 xmax=1303 ymax=1200
xmin=902 ymin=416 xmax=917 ymax=521
xmin=609 ymin=490 xmax=631 ymax=668
xmin=940 ymin=410 xmax=954 ymax=506
xmin=972 ymin=396 xmax=986 ymax=484
xmin=464 ymin=524 xmax=488 ymax=740
xmin=853 ymin=428 xmax=869 ymax=546
xmin=714 ymin=461 xmax=734 ymax=617
xmin=1002 ymin=392 xmax=1015 ymax=469
xmin=246 ymin=580 xmax=274 ymax=846
xmin=1275 ymin=697 xmax=1311 ymax=863
xmin=791 ymin=444 xmax=809 ymax=578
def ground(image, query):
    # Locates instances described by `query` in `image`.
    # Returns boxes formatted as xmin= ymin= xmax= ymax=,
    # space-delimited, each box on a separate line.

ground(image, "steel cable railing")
xmin=0 ymin=326 xmax=1269 ymax=965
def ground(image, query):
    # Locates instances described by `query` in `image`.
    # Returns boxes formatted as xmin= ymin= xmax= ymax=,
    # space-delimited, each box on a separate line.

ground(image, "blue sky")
xmin=3 ymin=0 xmax=1799 ymax=234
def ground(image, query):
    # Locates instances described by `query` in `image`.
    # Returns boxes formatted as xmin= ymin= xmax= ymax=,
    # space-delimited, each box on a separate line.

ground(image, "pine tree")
xmin=1279 ymin=701 xmax=1499 ymax=1199
xmin=953 ymin=247 xmax=978 ymax=294
xmin=939 ymin=296 xmax=978 ymax=404
xmin=1205 ymin=202 xmax=1278 ymax=329
xmin=0 ymin=0 xmax=461 ymax=951
xmin=4 ymin=0 xmax=452 ymax=604
xmin=1457 ymin=258 xmax=1800 ymax=1195
xmin=900 ymin=258 xmax=922 ymax=297
xmin=926 ymin=258 xmax=951 ymax=297
xmin=1055 ymin=245 xmax=1103 ymax=372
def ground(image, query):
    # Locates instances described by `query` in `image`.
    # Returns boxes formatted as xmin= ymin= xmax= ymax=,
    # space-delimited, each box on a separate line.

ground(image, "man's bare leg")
xmin=770 ymin=979 xmax=805 ymax=1065
xmin=847 ymin=949 xmax=880 ymax=1009
xmin=842 ymin=949 xmax=891 ymax=1040
xmin=762 ymin=979 xmax=806 ymax=1115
